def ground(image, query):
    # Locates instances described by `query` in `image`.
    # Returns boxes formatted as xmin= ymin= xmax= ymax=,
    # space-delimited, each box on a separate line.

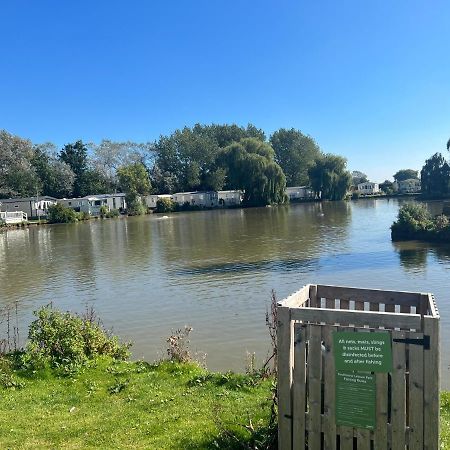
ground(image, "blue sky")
xmin=1 ymin=0 xmax=449 ymax=181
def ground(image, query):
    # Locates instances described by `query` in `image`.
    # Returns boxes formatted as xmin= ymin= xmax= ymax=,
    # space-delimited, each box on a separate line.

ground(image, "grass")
xmin=442 ymin=391 xmax=450 ymax=448
xmin=0 ymin=358 xmax=449 ymax=448
xmin=0 ymin=358 xmax=274 ymax=449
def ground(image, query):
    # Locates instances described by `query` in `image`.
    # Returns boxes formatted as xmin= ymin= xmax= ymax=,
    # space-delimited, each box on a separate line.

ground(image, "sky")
xmin=1 ymin=0 xmax=449 ymax=182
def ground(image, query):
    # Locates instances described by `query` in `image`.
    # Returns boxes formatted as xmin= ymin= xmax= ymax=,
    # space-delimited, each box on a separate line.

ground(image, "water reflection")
xmin=0 ymin=199 xmax=449 ymax=388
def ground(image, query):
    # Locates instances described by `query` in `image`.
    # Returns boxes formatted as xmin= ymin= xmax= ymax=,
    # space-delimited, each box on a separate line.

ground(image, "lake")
xmin=1 ymin=198 xmax=449 ymax=388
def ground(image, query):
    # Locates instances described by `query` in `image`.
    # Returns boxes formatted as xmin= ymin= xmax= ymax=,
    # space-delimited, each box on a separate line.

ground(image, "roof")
xmin=0 ymin=196 xmax=57 ymax=203
xmin=173 ymin=191 xmax=217 ymax=195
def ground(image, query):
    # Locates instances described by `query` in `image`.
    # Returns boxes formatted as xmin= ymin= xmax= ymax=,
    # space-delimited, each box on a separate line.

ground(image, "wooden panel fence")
xmin=277 ymin=284 xmax=440 ymax=450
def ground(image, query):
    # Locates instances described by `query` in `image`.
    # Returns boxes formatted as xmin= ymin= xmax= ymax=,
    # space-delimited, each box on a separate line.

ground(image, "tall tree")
xmin=32 ymin=143 xmax=75 ymax=198
xmin=117 ymin=162 xmax=151 ymax=215
xmin=152 ymin=123 xmax=266 ymax=193
xmin=308 ymin=154 xmax=352 ymax=200
xmin=393 ymin=169 xmax=419 ymax=182
xmin=90 ymin=140 xmax=154 ymax=190
xmin=420 ymin=153 xmax=450 ymax=197
xmin=270 ymin=128 xmax=321 ymax=186
xmin=351 ymin=171 xmax=368 ymax=186
xmin=59 ymin=140 xmax=89 ymax=197
xmin=218 ymin=138 xmax=286 ymax=206
xmin=0 ymin=130 xmax=40 ymax=198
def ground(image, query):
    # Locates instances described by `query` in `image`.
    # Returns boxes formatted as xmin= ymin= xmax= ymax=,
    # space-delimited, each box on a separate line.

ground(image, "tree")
xmin=218 ymin=138 xmax=286 ymax=206
xmin=420 ymin=153 xmax=450 ymax=197
xmin=351 ymin=171 xmax=368 ymax=186
xmin=59 ymin=141 xmax=89 ymax=197
xmin=270 ymin=128 xmax=321 ymax=186
xmin=32 ymin=144 xmax=75 ymax=198
xmin=393 ymin=169 xmax=419 ymax=182
xmin=379 ymin=179 xmax=394 ymax=194
xmin=117 ymin=162 xmax=151 ymax=215
xmin=90 ymin=140 xmax=154 ymax=190
xmin=308 ymin=154 xmax=352 ymax=200
xmin=0 ymin=130 xmax=40 ymax=198
xmin=152 ymin=123 xmax=266 ymax=193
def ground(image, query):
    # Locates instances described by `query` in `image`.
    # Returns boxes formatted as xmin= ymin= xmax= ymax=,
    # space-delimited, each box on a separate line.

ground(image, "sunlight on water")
xmin=1 ymin=199 xmax=449 ymax=387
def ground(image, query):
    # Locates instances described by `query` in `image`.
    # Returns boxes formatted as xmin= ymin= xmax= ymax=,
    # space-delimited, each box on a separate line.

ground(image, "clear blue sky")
xmin=1 ymin=0 xmax=449 ymax=182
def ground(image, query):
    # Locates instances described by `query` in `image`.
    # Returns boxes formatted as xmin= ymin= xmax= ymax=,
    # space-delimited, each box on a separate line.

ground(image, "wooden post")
xmin=423 ymin=315 xmax=440 ymax=450
xmin=277 ymin=306 xmax=293 ymax=450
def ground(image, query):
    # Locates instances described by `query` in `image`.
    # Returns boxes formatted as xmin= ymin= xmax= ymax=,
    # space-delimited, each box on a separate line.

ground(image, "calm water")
xmin=1 ymin=199 xmax=449 ymax=388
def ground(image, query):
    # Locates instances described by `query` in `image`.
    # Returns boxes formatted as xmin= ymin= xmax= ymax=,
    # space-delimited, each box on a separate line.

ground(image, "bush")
xmin=126 ymin=194 xmax=146 ymax=216
xmin=76 ymin=211 xmax=91 ymax=221
xmin=156 ymin=198 xmax=178 ymax=213
xmin=21 ymin=305 xmax=131 ymax=372
xmin=100 ymin=207 xmax=119 ymax=218
xmin=47 ymin=204 xmax=78 ymax=223
xmin=391 ymin=203 xmax=450 ymax=242
xmin=351 ymin=192 xmax=360 ymax=200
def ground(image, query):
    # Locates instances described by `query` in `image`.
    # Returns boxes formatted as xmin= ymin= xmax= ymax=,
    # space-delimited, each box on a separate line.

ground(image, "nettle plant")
xmin=21 ymin=304 xmax=131 ymax=373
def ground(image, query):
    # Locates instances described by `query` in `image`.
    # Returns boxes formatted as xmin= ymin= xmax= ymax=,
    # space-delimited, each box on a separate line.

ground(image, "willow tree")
xmin=218 ymin=138 xmax=286 ymax=206
xmin=308 ymin=154 xmax=352 ymax=200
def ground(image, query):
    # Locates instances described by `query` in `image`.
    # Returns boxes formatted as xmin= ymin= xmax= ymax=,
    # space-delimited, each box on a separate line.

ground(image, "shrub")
xmin=351 ymin=192 xmax=360 ymax=200
xmin=126 ymin=194 xmax=146 ymax=216
xmin=21 ymin=305 xmax=131 ymax=372
xmin=76 ymin=211 xmax=91 ymax=221
xmin=156 ymin=198 xmax=178 ymax=213
xmin=391 ymin=203 xmax=433 ymax=240
xmin=47 ymin=204 xmax=78 ymax=223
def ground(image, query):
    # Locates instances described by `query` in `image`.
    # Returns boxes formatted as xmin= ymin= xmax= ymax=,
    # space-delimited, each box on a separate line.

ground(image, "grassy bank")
xmin=0 ymin=361 xmax=448 ymax=449
xmin=0 ymin=359 xmax=274 ymax=449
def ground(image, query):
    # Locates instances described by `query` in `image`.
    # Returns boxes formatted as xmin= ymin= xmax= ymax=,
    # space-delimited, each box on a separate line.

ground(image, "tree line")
xmin=0 ymin=125 xmax=353 ymax=207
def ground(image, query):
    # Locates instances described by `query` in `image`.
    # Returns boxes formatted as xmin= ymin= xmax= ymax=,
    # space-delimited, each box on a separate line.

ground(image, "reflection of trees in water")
xmin=394 ymin=241 xmax=450 ymax=272
xmin=158 ymin=202 xmax=352 ymax=274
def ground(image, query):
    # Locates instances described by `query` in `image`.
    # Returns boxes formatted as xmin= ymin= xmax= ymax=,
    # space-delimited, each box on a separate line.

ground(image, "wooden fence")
xmin=277 ymin=284 xmax=440 ymax=450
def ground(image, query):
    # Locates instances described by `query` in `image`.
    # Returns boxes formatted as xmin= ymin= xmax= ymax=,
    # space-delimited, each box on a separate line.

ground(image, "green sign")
xmin=333 ymin=331 xmax=393 ymax=373
xmin=335 ymin=371 xmax=376 ymax=429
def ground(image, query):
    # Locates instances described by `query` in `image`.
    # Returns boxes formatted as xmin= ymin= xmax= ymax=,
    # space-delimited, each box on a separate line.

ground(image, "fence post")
xmin=277 ymin=305 xmax=292 ymax=450
xmin=423 ymin=314 xmax=440 ymax=450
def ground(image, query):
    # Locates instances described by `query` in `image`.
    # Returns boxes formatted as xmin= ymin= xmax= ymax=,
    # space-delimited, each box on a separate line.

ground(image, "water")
xmin=1 ymin=198 xmax=449 ymax=388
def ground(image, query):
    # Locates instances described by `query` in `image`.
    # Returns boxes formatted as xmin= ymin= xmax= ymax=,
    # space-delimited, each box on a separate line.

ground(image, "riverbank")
xmin=0 ymin=358 xmax=274 ymax=449
xmin=0 ymin=359 xmax=447 ymax=449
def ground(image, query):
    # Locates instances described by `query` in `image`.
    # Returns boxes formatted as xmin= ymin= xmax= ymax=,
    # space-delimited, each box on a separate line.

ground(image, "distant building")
xmin=60 ymin=193 xmax=126 ymax=216
xmin=0 ymin=211 xmax=28 ymax=224
xmin=172 ymin=191 xmax=219 ymax=207
xmin=393 ymin=179 xmax=421 ymax=194
xmin=285 ymin=186 xmax=314 ymax=201
xmin=218 ymin=190 xmax=242 ymax=207
xmin=357 ymin=182 xmax=380 ymax=195
xmin=0 ymin=196 xmax=57 ymax=219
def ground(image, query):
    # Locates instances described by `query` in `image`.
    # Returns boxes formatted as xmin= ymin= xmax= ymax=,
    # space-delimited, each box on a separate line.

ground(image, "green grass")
xmin=0 ymin=359 xmax=448 ymax=449
xmin=442 ymin=391 xmax=450 ymax=449
xmin=0 ymin=359 xmax=274 ymax=449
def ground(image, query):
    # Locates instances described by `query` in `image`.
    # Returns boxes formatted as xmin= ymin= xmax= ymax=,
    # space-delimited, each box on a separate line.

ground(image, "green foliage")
xmin=21 ymin=305 xmax=131 ymax=372
xmin=420 ymin=153 xmax=450 ymax=197
xmin=76 ymin=211 xmax=91 ymax=221
xmin=156 ymin=197 xmax=178 ymax=213
xmin=152 ymin=123 xmax=266 ymax=193
xmin=308 ymin=154 xmax=352 ymax=200
xmin=218 ymin=138 xmax=287 ymax=206
xmin=117 ymin=162 xmax=151 ymax=196
xmin=379 ymin=179 xmax=394 ymax=194
xmin=393 ymin=169 xmax=419 ymax=182
xmin=47 ymin=203 xmax=78 ymax=223
xmin=351 ymin=170 xmax=368 ymax=186
xmin=0 ymin=130 xmax=40 ymax=198
xmin=391 ymin=203 xmax=450 ymax=242
xmin=270 ymin=128 xmax=321 ymax=187
xmin=101 ymin=208 xmax=120 ymax=219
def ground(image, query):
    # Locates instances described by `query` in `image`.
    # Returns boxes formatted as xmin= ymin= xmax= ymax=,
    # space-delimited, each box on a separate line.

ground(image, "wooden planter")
xmin=277 ymin=284 xmax=440 ymax=450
